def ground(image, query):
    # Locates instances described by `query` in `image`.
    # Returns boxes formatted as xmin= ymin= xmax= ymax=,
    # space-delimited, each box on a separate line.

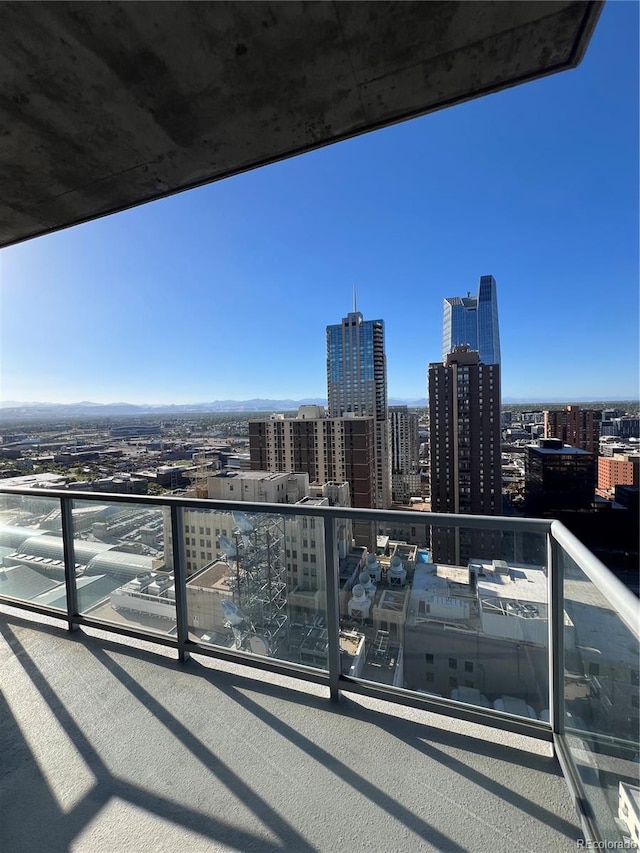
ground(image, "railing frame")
xmin=0 ymin=485 xmax=637 ymax=845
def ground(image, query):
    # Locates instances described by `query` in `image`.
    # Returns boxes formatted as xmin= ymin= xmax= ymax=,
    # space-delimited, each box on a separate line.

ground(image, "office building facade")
xmin=389 ymin=405 xmax=420 ymax=504
xmin=442 ymin=275 xmax=500 ymax=366
xmin=327 ymin=310 xmax=391 ymax=508
xmin=525 ymin=439 xmax=595 ymax=515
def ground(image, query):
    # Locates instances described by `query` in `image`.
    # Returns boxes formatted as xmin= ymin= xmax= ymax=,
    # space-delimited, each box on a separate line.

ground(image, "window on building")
xmin=425 ymin=653 xmax=434 ymax=664
xmin=464 ymin=661 xmax=474 ymax=673
xmin=449 ymin=677 xmax=458 ymax=689
xmin=449 ymin=658 xmax=457 ymax=669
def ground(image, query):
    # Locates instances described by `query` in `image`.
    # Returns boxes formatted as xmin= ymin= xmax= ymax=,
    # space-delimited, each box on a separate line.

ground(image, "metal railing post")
xmin=60 ymin=496 xmax=79 ymax=633
xmin=548 ymin=529 xmax=564 ymax=737
xmin=323 ymin=512 xmax=341 ymax=702
xmin=171 ymin=505 xmax=190 ymax=662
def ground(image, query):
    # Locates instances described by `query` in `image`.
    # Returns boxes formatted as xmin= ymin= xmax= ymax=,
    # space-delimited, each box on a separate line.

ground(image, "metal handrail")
xmin=550 ymin=519 xmax=640 ymax=639
xmin=0 ymin=486 xmax=634 ymax=733
xmin=0 ymin=484 xmax=553 ymax=531
xmin=1 ymin=484 xmax=636 ymax=846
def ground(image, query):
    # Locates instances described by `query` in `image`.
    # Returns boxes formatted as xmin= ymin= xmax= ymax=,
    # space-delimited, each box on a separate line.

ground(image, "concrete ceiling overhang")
xmin=0 ymin=0 xmax=603 ymax=249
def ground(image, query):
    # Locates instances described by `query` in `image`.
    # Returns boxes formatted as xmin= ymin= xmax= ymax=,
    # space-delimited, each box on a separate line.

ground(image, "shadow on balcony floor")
xmin=0 ymin=607 xmax=583 ymax=853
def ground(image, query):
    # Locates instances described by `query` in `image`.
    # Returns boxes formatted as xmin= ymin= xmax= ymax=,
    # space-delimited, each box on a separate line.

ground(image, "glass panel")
xmin=0 ymin=492 xmax=67 ymax=610
xmin=340 ymin=517 xmax=549 ymax=720
xmin=183 ymin=507 xmax=328 ymax=671
xmin=562 ymin=549 xmax=639 ymax=845
xmin=71 ymin=499 xmax=173 ymax=635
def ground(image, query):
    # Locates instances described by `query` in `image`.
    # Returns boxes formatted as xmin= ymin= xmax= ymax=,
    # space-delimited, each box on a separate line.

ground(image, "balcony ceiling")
xmin=0 ymin=1 xmax=602 ymax=248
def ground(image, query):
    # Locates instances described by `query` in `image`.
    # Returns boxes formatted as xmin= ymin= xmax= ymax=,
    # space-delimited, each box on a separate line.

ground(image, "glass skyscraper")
xmin=327 ymin=310 xmax=390 ymax=508
xmin=327 ymin=311 xmax=386 ymax=420
xmin=442 ymin=275 xmax=500 ymax=365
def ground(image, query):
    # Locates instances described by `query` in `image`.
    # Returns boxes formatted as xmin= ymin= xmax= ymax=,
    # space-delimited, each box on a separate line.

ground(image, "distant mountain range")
xmin=0 ymin=397 xmax=422 ymax=419
xmin=0 ymin=399 xmax=326 ymax=418
xmin=0 ymin=396 xmax=636 ymax=421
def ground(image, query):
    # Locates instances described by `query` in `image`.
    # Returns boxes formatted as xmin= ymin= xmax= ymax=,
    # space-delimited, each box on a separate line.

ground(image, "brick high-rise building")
xmin=428 ymin=347 xmax=501 ymax=565
xmin=544 ymin=406 xmax=600 ymax=453
xmin=248 ymin=407 xmax=376 ymax=509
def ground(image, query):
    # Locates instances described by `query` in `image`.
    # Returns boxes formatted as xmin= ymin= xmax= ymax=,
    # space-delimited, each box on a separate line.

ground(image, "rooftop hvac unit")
xmin=348 ymin=584 xmax=371 ymax=619
xmin=388 ymin=556 xmax=407 ymax=588
xmin=365 ymin=553 xmax=381 ymax=581
xmin=358 ymin=571 xmax=376 ymax=598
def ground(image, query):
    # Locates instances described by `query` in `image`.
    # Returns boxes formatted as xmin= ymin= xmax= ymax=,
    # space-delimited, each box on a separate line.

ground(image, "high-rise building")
xmin=428 ymin=346 xmax=502 ymax=565
xmin=389 ymin=405 xmax=420 ymax=504
xmin=525 ymin=438 xmax=595 ymax=514
xmin=544 ymin=406 xmax=600 ymax=453
xmin=249 ymin=407 xmax=377 ymax=510
xmin=327 ymin=309 xmax=391 ymax=508
xmin=443 ymin=275 xmax=500 ymax=366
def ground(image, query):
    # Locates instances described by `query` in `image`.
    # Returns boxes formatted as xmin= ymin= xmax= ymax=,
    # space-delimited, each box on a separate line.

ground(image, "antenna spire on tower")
xmin=353 ymin=284 xmax=357 ymax=313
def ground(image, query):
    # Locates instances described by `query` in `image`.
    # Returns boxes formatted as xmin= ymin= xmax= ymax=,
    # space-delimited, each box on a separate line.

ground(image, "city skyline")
xmin=1 ymin=2 xmax=638 ymax=405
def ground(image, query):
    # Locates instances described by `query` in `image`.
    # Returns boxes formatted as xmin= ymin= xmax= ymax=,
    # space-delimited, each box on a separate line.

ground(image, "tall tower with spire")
xmin=326 ymin=301 xmax=391 ymax=508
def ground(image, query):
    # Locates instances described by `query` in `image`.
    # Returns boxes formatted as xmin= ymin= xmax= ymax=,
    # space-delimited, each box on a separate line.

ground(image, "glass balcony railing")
xmin=0 ymin=486 xmax=637 ymax=847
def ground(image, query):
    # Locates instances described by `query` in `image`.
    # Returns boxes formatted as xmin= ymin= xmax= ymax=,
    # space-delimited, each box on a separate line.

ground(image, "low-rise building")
xmin=597 ymin=453 xmax=640 ymax=498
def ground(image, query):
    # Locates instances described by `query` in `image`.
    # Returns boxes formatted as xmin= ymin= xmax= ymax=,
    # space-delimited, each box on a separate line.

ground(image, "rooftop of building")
xmin=0 ymin=606 xmax=583 ymax=852
xmin=476 ymin=565 xmax=549 ymax=607
xmin=210 ymin=470 xmax=302 ymax=482
xmin=0 ymin=472 xmax=68 ymax=488
xmin=186 ymin=562 xmax=231 ymax=591
xmin=528 ymin=443 xmax=594 ymax=456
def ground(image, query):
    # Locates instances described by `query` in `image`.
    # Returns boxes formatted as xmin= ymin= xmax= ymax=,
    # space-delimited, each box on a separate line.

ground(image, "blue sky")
xmin=1 ymin=2 xmax=638 ymax=405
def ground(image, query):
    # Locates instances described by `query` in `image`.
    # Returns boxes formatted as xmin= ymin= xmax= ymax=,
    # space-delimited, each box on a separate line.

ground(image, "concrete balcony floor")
xmin=0 ymin=606 xmax=583 ymax=853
